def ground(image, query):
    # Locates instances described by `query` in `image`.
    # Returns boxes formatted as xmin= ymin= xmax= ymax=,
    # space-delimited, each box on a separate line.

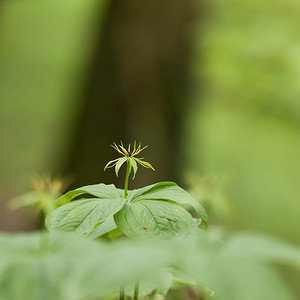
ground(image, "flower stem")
xmin=120 ymin=161 xmax=131 ymax=299
xmin=134 ymin=281 xmax=139 ymax=300
xmin=120 ymin=286 xmax=125 ymax=300
xmin=124 ymin=160 xmax=131 ymax=198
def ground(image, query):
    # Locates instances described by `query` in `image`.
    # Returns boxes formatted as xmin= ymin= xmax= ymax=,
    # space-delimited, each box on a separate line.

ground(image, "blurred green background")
xmin=186 ymin=0 xmax=300 ymax=246
xmin=0 ymin=0 xmax=299 ymax=295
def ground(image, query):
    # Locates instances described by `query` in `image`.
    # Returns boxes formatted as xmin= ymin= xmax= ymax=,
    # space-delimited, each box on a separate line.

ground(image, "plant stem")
xmin=120 ymin=161 xmax=131 ymax=299
xmin=124 ymin=160 xmax=131 ymax=198
xmin=134 ymin=281 xmax=139 ymax=300
xmin=120 ymin=286 xmax=125 ymax=300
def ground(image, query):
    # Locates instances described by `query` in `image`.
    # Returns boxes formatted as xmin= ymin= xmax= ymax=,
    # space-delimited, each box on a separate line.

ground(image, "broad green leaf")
xmin=106 ymin=225 xmax=123 ymax=239
xmin=55 ymin=183 xmax=123 ymax=207
xmin=84 ymin=216 xmax=117 ymax=239
xmin=46 ymin=198 xmax=125 ymax=236
xmin=114 ymin=200 xmax=193 ymax=239
xmin=128 ymin=182 xmax=208 ymax=226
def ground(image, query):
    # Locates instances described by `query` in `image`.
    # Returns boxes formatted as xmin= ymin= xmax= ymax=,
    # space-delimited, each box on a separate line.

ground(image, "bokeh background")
xmin=0 ymin=0 xmax=299 ymax=295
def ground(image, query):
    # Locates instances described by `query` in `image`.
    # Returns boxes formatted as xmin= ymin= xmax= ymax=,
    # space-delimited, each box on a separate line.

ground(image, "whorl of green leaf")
xmin=47 ymin=182 xmax=208 ymax=240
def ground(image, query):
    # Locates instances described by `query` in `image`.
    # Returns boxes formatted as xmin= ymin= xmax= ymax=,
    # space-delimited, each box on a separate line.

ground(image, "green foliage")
xmin=179 ymin=231 xmax=300 ymax=300
xmin=0 ymin=232 xmax=172 ymax=300
xmin=46 ymin=182 xmax=207 ymax=240
xmin=46 ymin=198 xmax=125 ymax=236
xmin=0 ymin=230 xmax=299 ymax=300
xmin=43 ymin=143 xmax=209 ymax=299
xmin=114 ymin=200 xmax=193 ymax=239
xmin=55 ymin=183 xmax=123 ymax=206
xmin=128 ymin=182 xmax=208 ymax=226
xmin=47 ymin=144 xmax=207 ymax=242
xmin=6 ymin=144 xmax=300 ymax=299
xmin=122 ymin=271 xmax=173 ymax=298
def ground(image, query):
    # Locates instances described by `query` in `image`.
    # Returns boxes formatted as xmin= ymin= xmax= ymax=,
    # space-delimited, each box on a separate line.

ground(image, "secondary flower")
xmin=104 ymin=141 xmax=155 ymax=179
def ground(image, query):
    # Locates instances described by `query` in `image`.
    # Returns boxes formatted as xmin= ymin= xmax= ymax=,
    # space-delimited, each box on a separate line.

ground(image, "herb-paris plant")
xmin=45 ymin=142 xmax=208 ymax=240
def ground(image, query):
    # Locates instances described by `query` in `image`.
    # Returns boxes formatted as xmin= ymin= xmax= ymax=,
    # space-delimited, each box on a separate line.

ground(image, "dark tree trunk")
xmin=63 ymin=0 xmax=197 ymax=189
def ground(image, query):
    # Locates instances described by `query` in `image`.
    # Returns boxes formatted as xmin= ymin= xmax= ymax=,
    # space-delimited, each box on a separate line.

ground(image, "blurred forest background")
xmin=0 ymin=0 xmax=299 ymax=294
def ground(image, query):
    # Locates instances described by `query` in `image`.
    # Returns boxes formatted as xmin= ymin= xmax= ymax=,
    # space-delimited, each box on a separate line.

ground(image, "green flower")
xmin=104 ymin=141 xmax=155 ymax=179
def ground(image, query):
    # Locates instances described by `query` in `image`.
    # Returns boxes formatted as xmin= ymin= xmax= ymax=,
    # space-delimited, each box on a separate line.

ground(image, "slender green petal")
xmin=111 ymin=143 xmax=123 ymax=155
xmin=135 ymin=158 xmax=155 ymax=171
xmin=104 ymin=158 xmax=120 ymax=171
xmin=115 ymin=157 xmax=128 ymax=177
xmin=129 ymin=158 xmax=138 ymax=179
xmin=136 ymin=145 xmax=147 ymax=155
xmin=108 ymin=142 xmax=154 ymax=177
xmin=119 ymin=143 xmax=129 ymax=156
